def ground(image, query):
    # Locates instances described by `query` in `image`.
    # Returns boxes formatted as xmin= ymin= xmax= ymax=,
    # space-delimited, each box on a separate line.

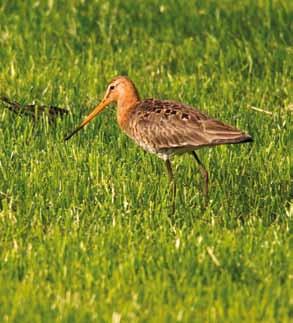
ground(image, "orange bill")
xmin=64 ymin=98 xmax=110 ymax=141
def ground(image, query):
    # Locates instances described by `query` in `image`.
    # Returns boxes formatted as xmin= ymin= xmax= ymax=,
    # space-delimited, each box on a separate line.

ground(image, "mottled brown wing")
xmin=127 ymin=99 xmax=252 ymax=152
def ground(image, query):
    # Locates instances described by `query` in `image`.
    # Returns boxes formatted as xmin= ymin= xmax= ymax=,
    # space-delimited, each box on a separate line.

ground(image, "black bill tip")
xmin=64 ymin=126 xmax=82 ymax=141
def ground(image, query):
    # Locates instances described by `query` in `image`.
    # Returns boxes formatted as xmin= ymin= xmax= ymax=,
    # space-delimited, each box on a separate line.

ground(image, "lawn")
xmin=0 ymin=0 xmax=292 ymax=322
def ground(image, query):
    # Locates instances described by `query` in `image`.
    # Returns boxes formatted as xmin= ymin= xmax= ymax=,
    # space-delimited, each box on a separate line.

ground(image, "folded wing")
xmin=126 ymin=99 xmax=252 ymax=153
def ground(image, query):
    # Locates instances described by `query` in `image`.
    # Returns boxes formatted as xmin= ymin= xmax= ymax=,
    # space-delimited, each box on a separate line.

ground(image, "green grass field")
xmin=0 ymin=0 xmax=292 ymax=322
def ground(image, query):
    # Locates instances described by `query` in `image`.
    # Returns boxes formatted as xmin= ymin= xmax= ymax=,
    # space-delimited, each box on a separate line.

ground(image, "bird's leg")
xmin=192 ymin=151 xmax=209 ymax=205
xmin=165 ymin=159 xmax=176 ymax=213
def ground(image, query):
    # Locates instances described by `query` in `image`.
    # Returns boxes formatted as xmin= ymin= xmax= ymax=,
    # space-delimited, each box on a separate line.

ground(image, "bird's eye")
xmin=109 ymin=85 xmax=115 ymax=90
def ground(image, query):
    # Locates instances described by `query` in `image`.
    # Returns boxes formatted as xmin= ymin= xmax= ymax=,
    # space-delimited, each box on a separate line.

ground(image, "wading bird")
xmin=65 ymin=76 xmax=252 ymax=209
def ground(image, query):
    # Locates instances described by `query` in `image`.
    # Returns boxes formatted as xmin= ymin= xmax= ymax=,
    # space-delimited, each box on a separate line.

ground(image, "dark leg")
xmin=192 ymin=151 xmax=209 ymax=204
xmin=165 ymin=159 xmax=176 ymax=213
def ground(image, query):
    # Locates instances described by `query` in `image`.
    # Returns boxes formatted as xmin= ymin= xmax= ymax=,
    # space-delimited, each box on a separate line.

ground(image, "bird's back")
xmin=124 ymin=99 xmax=252 ymax=157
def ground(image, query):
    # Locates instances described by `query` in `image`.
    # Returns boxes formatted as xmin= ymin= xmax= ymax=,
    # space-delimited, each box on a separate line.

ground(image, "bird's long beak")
xmin=64 ymin=98 xmax=110 ymax=141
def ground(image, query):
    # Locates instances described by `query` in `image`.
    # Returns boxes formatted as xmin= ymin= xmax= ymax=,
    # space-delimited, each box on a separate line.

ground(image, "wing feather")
xmin=126 ymin=99 xmax=252 ymax=153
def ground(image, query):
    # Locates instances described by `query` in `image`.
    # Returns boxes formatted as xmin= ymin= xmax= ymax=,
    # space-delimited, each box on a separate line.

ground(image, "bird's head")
xmin=64 ymin=76 xmax=139 ymax=141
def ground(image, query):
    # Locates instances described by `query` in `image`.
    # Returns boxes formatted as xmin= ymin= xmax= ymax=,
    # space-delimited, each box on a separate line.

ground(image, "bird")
xmin=0 ymin=95 xmax=68 ymax=121
xmin=65 ymin=76 xmax=252 ymax=209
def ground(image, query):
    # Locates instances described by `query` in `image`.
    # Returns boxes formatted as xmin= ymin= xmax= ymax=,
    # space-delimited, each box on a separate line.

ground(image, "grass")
xmin=0 ymin=0 xmax=292 ymax=321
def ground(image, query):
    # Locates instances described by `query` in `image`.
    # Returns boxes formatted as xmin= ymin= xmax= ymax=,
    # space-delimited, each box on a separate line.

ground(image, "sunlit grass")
xmin=0 ymin=0 xmax=292 ymax=321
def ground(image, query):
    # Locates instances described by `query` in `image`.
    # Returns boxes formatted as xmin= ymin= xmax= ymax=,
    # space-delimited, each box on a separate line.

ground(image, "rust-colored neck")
xmin=116 ymin=85 xmax=140 ymax=130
